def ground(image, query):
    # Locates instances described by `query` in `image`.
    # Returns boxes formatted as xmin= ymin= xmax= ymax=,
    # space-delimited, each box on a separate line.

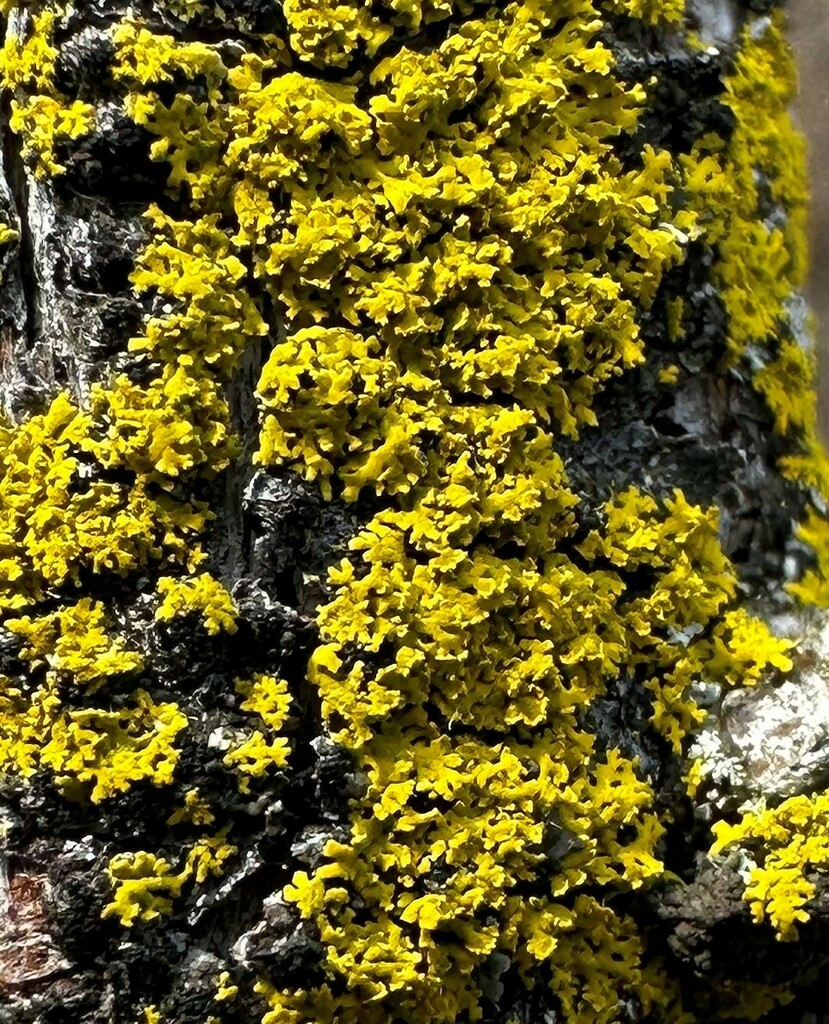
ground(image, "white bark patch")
xmin=693 ymin=607 xmax=829 ymax=806
xmin=720 ymin=667 xmax=829 ymax=799
xmin=688 ymin=0 xmax=738 ymax=46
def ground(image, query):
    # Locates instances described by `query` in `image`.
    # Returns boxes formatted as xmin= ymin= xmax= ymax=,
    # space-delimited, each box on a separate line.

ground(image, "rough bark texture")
xmin=0 ymin=2 xmax=828 ymax=1024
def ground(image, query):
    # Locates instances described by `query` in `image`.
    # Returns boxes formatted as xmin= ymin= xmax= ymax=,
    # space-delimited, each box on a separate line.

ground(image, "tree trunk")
xmin=1 ymin=2 xmax=828 ymax=1023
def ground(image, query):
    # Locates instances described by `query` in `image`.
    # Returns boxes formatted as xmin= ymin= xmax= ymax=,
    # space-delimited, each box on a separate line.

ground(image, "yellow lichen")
xmin=0 ymin=391 xmax=209 ymax=616
xmin=0 ymin=8 xmax=94 ymax=175
xmin=215 ymin=970 xmax=239 ymax=1003
xmin=0 ymin=686 xmax=187 ymax=801
xmin=166 ymin=788 xmax=216 ymax=826
xmin=711 ymin=792 xmax=829 ymax=941
xmin=0 ymin=222 xmax=19 ymax=246
xmin=681 ymin=14 xmax=807 ymax=368
xmin=6 ymin=598 xmax=143 ymax=691
xmin=155 ymin=573 xmax=238 ymax=635
xmin=103 ymin=829 xmax=237 ymax=926
xmin=1 ymin=0 xmax=825 ymax=1020
xmin=93 ymin=0 xmax=825 ymax=1017
xmin=224 ymin=674 xmax=293 ymax=792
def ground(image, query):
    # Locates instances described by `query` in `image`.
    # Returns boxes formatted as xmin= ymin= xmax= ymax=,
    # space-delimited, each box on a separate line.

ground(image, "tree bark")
xmin=1 ymin=2 xmax=828 ymax=1023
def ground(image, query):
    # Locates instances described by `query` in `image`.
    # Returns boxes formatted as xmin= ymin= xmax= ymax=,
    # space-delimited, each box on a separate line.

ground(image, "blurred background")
xmin=788 ymin=0 xmax=829 ymax=442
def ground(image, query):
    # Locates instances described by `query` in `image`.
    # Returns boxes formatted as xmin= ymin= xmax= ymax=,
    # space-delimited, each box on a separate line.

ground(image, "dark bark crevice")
xmin=0 ymin=93 xmax=38 ymax=358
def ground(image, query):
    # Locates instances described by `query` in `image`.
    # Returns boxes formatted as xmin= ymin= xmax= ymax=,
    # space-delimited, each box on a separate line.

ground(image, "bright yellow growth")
xmin=0 ymin=391 xmax=209 ymax=615
xmin=103 ymin=829 xmax=237 ymax=925
xmin=0 ymin=685 xmax=187 ymax=801
xmin=0 ymin=9 xmax=94 ymax=175
xmin=95 ymin=0 xmax=824 ymax=1019
xmin=0 ymin=222 xmax=19 ymax=247
xmin=0 ymin=0 xmax=826 ymax=1021
xmin=681 ymin=14 xmax=808 ymax=368
xmin=127 ymin=208 xmax=268 ymax=375
xmin=700 ymin=609 xmax=795 ymax=688
xmin=224 ymin=674 xmax=292 ymax=792
xmin=711 ymin=792 xmax=829 ymax=941
xmin=166 ymin=788 xmax=216 ymax=826
xmin=114 ymin=0 xmax=689 ymax=504
xmin=6 ymin=598 xmax=142 ymax=689
xmin=0 ymin=377 xmax=217 ymax=794
xmin=681 ymin=16 xmax=829 ymax=612
xmin=679 ymin=14 xmax=829 ymax=942
xmin=215 ymin=970 xmax=239 ymax=1003
xmin=155 ymin=573 xmax=239 ymax=635
xmin=87 ymin=366 xmax=236 ymax=478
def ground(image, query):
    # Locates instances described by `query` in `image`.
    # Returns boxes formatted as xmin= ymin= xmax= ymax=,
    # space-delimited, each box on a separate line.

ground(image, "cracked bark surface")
xmin=0 ymin=2 xmax=828 ymax=1023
